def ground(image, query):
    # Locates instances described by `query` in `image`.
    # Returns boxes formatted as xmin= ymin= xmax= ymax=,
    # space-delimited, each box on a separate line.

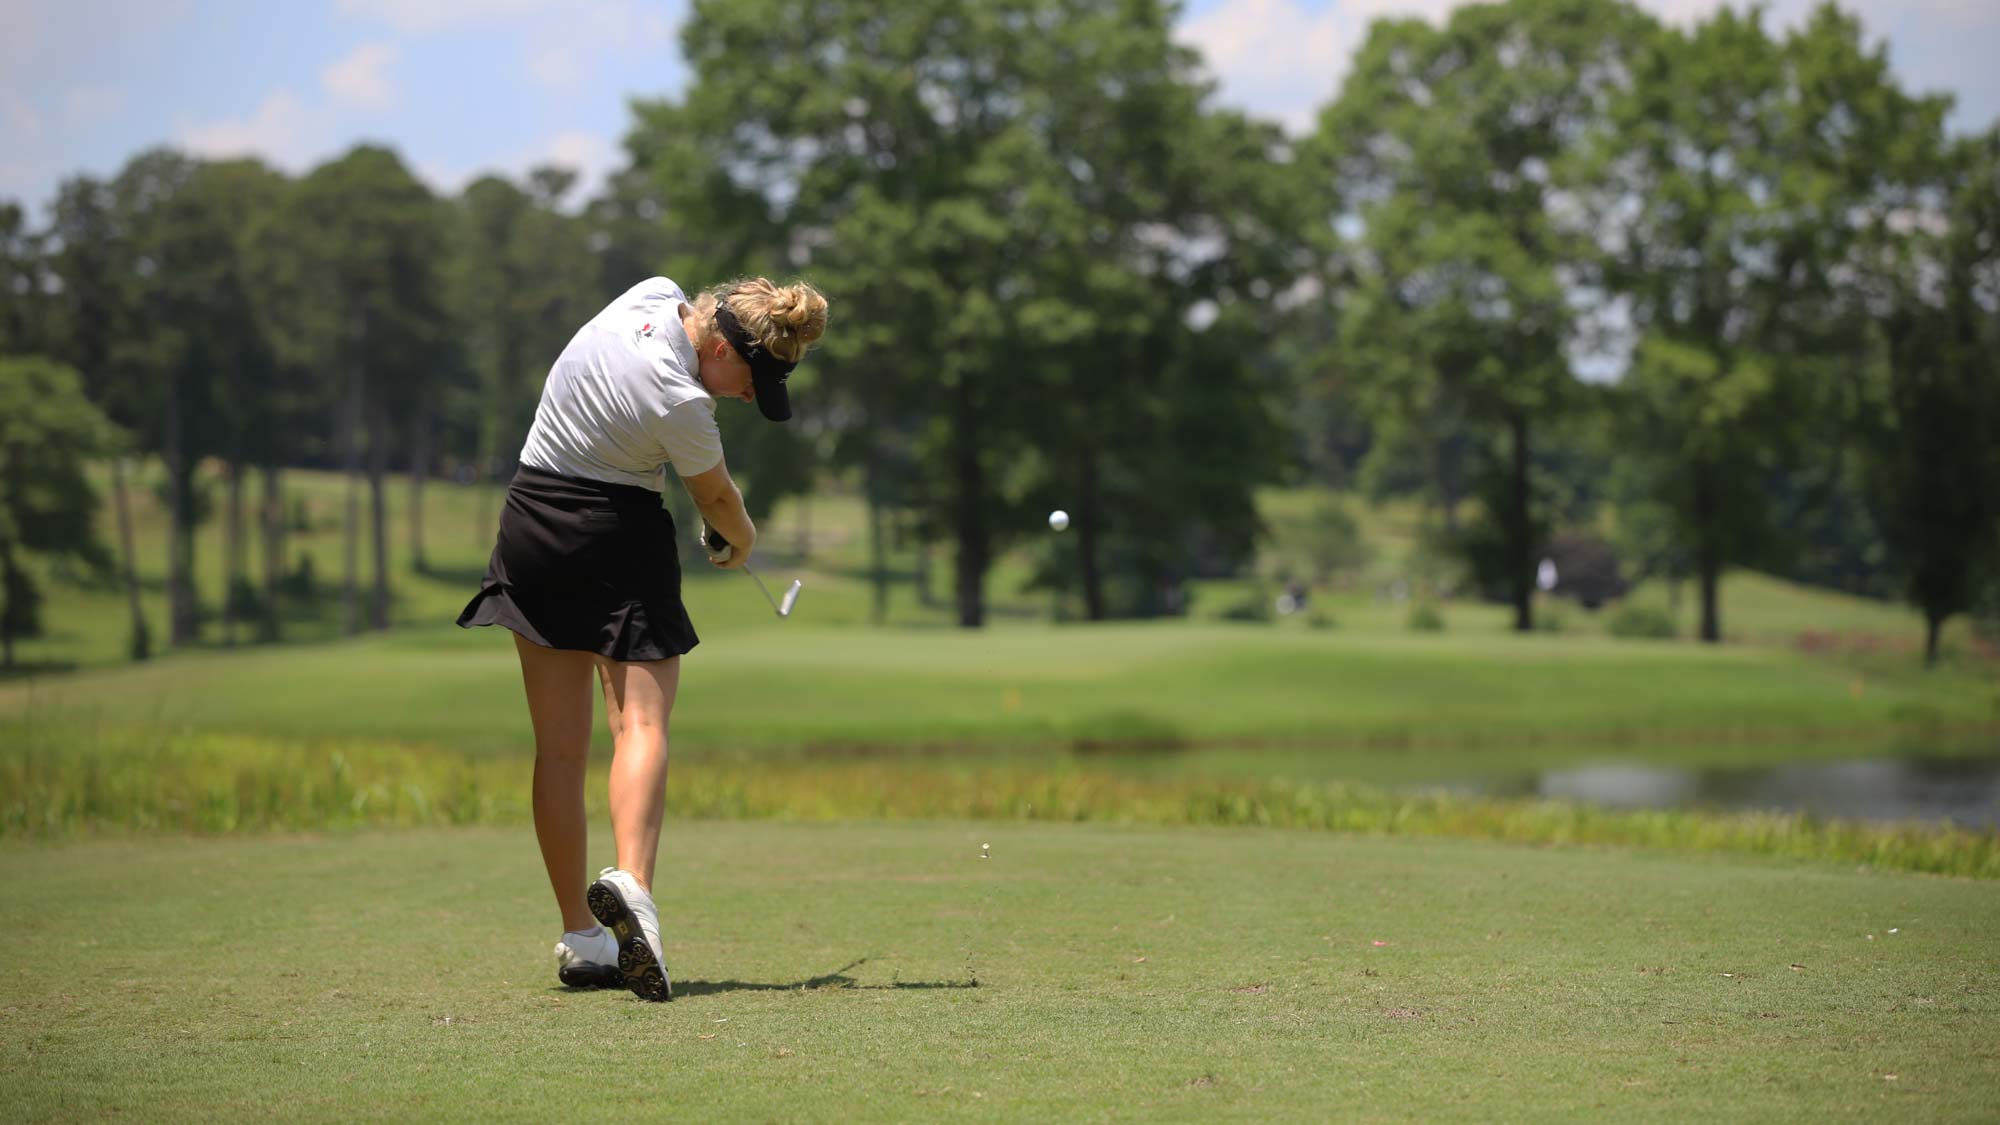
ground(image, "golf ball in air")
xmin=1049 ymin=510 xmax=1070 ymax=532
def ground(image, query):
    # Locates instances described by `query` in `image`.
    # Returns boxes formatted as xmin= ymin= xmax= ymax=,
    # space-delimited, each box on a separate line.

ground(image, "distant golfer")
xmin=457 ymin=276 xmax=828 ymax=1000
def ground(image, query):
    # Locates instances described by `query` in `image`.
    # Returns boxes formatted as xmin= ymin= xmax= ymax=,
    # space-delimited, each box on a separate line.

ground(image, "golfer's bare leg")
xmin=600 ymin=656 xmax=680 ymax=890
xmin=513 ymin=632 xmax=596 ymax=933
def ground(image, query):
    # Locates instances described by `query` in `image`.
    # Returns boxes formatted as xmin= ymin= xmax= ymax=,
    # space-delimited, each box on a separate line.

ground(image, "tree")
xmin=443 ymin=169 xmax=598 ymax=563
xmin=644 ymin=0 xmax=1290 ymax=625
xmin=287 ymin=146 xmax=456 ymax=632
xmin=1855 ymin=128 xmax=2000 ymax=664
xmin=42 ymin=175 xmax=152 ymax=659
xmin=1309 ymin=0 xmax=1648 ymax=631
xmin=0 ymin=357 xmax=119 ymax=667
xmin=110 ymin=148 xmax=238 ymax=646
xmin=1583 ymin=5 xmax=1943 ymax=641
xmin=0 ymin=200 xmax=44 ymax=354
xmin=176 ymin=159 xmax=290 ymax=646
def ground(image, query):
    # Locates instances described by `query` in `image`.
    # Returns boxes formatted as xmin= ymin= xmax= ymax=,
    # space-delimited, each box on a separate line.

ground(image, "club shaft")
xmin=743 ymin=564 xmax=783 ymax=615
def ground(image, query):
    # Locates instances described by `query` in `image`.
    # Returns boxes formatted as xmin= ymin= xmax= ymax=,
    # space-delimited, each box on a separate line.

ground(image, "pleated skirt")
xmin=456 ymin=465 xmax=699 ymax=661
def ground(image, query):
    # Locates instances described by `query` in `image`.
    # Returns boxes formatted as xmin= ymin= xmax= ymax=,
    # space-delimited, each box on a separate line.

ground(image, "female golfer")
xmin=458 ymin=276 xmax=828 ymax=1001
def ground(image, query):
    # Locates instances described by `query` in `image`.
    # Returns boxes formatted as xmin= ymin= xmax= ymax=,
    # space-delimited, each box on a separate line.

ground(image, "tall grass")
xmin=6 ymin=729 xmax=1993 ymax=878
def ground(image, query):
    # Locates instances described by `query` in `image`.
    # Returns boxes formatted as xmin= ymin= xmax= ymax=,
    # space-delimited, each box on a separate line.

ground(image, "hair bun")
xmin=709 ymin=276 xmax=830 ymax=364
xmin=771 ymin=283 xmax=829 ymax=341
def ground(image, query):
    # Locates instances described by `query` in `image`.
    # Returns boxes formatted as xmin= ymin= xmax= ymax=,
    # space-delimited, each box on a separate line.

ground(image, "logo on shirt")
xmin=640 ymin=322 xmax=654 ymax=337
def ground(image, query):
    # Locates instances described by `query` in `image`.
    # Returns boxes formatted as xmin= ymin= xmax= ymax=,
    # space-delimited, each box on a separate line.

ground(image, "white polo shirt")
xmin=518 ymin=277 xmax=724 ymax=491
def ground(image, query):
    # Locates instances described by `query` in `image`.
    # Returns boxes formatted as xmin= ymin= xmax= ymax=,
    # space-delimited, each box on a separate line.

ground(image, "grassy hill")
xmin=9 ymin=461 xmax=1984 ymax=675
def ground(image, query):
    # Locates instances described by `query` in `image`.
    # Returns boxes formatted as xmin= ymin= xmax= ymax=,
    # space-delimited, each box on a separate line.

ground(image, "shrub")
xmin=1545 ymin=531 xmax=1629 ymax=609
xmin=1407 ymin=602 xmax=1445 ymax=632
xmin=1608 ymin=604 xmax=1677 ymax=639
xmin=1219 ymin=587 xmax=1274 ymax=623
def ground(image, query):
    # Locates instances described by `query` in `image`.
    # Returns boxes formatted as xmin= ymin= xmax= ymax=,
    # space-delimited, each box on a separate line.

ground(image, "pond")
xmin=1435 ymin=752 xmax=2000 ymax=828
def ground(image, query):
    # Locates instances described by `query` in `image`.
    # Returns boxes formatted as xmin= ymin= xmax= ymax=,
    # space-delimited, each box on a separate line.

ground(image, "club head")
xmin=777 ymin=580 xmax=802 ymax=617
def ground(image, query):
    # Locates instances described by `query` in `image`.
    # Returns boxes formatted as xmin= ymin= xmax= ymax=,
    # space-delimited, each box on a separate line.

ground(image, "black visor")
xmin=713 ymin=300 xmax=796 ymax=422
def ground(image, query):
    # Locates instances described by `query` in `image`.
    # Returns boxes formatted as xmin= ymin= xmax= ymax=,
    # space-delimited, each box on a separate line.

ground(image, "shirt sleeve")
xmin=652 ymin=398 xmax=725 ymax=478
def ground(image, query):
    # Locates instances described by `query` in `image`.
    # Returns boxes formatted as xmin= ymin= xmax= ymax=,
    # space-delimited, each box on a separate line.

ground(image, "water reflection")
xmin=1449 ymin=754 xmax=2000 ymax=828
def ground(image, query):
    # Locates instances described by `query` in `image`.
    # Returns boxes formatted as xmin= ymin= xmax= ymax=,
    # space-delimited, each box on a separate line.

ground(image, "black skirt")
xmin=456 ymin=465 xmax=699 ymax=661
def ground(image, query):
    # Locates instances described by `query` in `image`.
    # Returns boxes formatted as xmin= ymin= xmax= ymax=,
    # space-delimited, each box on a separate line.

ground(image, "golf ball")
xmin=1049 ymin=509 xmax=1070 ymax=532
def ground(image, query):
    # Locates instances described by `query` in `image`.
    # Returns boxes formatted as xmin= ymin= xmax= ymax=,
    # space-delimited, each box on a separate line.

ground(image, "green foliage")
xmin=1608 ymin=603 xmax=1678 ymax=639
xmin=1217 ymin=586 xmax=1275 ymax=623
xmin=0 ymin=199 xmax=42 ymax=354
xmin=1583 ymin=6 xmax=1951 ymax=643
xmin=0 ymin=357 xmax=119 ymax=662
xmin=1262 ymin=494 xmax=1371 ymax=585
xmin=1852 ymin=128 xmax=2000 ymax=663
xmin=1407 ymin=601 xmax=1446 ymax=632
xmin=637 ymin=0 xmax=1294 ymax=624
xmin=1307 ymin=0 xmax=1654 ymax=631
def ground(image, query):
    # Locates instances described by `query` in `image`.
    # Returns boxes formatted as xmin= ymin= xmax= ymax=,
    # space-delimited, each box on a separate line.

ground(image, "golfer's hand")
xmin=702 ymin=521 xmax=752 ymax=570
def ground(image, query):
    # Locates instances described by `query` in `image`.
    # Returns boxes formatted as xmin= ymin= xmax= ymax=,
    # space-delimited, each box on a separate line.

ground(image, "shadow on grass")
xmin=414 ymin=562 xmax=489 ymax=588
xmin=0 ymin=659 xmax=79 ymax=683
xmin=556 ymin=958 xmax=979 ymax=998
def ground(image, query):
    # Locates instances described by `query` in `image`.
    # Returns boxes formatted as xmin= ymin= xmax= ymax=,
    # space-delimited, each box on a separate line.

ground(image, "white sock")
xmin=562 ymin=925 xmax=614 ymax=960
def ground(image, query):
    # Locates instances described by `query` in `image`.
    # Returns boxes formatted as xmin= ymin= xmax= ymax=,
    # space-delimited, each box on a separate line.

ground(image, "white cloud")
xmin=323 ymin=42 xmax=399 ymax=110
xmin=576 ymin=0 xmax=678 ymax=48
xmin=63 ymin=85 xmax=126 ymax=122
xmin=1179 ymin=0 xmax=1472 ymax=133
xmin=1177 ymin=0 xmax=1349 ymax=134
xmin=335 ymin=0 xmax=552 ymax=34
xmin=1 ymin=91 xmax=42 ymax=142
xmin=421 ymin=129 xmax=620 ymax=205
xmin=1177 ymin=0 xmax=1986 ymax=136
xmin=528 ymin=46 xmax=584 ymax=92
xmin=178 ymin=90 xmax=323 ymax=168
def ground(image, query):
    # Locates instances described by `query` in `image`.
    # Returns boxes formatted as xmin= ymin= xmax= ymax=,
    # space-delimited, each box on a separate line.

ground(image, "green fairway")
xmin=11 ymin=463 xmax=1986 ymax=676
xmin=8 ymin=617 xmax=1995 ymax=777
xmin=2 ymin=822 xmax=1995 ymax=1121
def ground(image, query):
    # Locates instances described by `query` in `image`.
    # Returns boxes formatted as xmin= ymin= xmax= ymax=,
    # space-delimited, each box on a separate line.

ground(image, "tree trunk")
xmin=0 ymin=542 xmax=16 ymax=669
xmin=1078 ymin=451 xmax=1105 ymax=621
xmin=914 ymin=540 xmax=933 ymax=607
xmin=866 ymin=462 xmax=889 ymax=626
xmin=259 ymin=464 xmax=281 ymax=642
xmin=340 ymin=371 xmax=362 ymax=636
xmin=1924 ymin=612 xmax=1943 ymax=668
xmin=223 ymin=457 xmax=244 ymax=647
xmin=1509 ymin=413 xmax=1533 ymax=633
xmin=796 ymin=492 xmax=812 ymax=561
xmin=952 ymin=382 xmax=988 ymax=629
xmin=163 ymin=379 xmax=199 ymax=646
xmin=1694 ymin=462 xmax=1722 ymax=643
xmin=110 ymin=457 xmax=150 ymax=661
xmin=1436 ymin=429 xmax=1462 ymax=536
xmin=367 ymin=395 xmax=390 ymax=632
xmin=408 ymin=409 xmax=430 ymax=576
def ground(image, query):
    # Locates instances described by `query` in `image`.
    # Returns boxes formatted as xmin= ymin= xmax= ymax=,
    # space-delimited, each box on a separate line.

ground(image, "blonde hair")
xmin=694 ymin=277 xmax=829 ymax=364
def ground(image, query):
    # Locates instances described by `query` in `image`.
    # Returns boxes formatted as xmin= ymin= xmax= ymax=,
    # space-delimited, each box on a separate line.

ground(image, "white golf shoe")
xmin=553 ymin=925 xmax=621 ymax=989
xmin=587 ymin=867 xmax=672 ymax=1001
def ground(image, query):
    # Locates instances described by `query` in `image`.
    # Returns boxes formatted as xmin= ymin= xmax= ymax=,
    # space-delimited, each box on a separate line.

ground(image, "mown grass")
xmin=7 ymin=617 xmax=1995 ymax=770
xmin=5 ymin=729 xmax=1994 ymax=877
xmin=12 ymin=461 xmax=1985 ymax=675
xmin=4 ymin=823 xmax=1996 ymax=1121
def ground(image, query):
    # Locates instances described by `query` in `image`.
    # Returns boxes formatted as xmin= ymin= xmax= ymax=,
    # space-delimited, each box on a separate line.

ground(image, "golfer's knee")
xmin=534 ymin=734 xmax=591 ymax=764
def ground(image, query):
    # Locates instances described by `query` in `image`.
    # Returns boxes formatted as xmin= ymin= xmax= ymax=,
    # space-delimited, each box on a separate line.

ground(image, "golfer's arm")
xmin=679 ymin=460 xmax=756 ymax=556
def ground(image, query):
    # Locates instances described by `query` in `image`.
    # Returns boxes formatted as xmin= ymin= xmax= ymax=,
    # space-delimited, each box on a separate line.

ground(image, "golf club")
xmin=703 ymin=524 xmax=802 ymax=618
xmin=744 ymin=565 xmax=802 ymax=617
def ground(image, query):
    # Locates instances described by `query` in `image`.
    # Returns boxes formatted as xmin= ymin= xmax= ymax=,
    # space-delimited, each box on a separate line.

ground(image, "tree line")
xmin=1 ymin=0 xmax=1994 ymax=665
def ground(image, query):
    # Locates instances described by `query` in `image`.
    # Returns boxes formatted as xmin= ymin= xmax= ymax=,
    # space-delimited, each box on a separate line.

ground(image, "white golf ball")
xmin=1049 ymin=509 xmax=1070 ymax=532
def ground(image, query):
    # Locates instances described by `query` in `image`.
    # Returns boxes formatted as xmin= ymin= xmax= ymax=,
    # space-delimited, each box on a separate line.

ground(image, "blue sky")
xmin=3 ymin=0 xmax=1997 ymax=212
